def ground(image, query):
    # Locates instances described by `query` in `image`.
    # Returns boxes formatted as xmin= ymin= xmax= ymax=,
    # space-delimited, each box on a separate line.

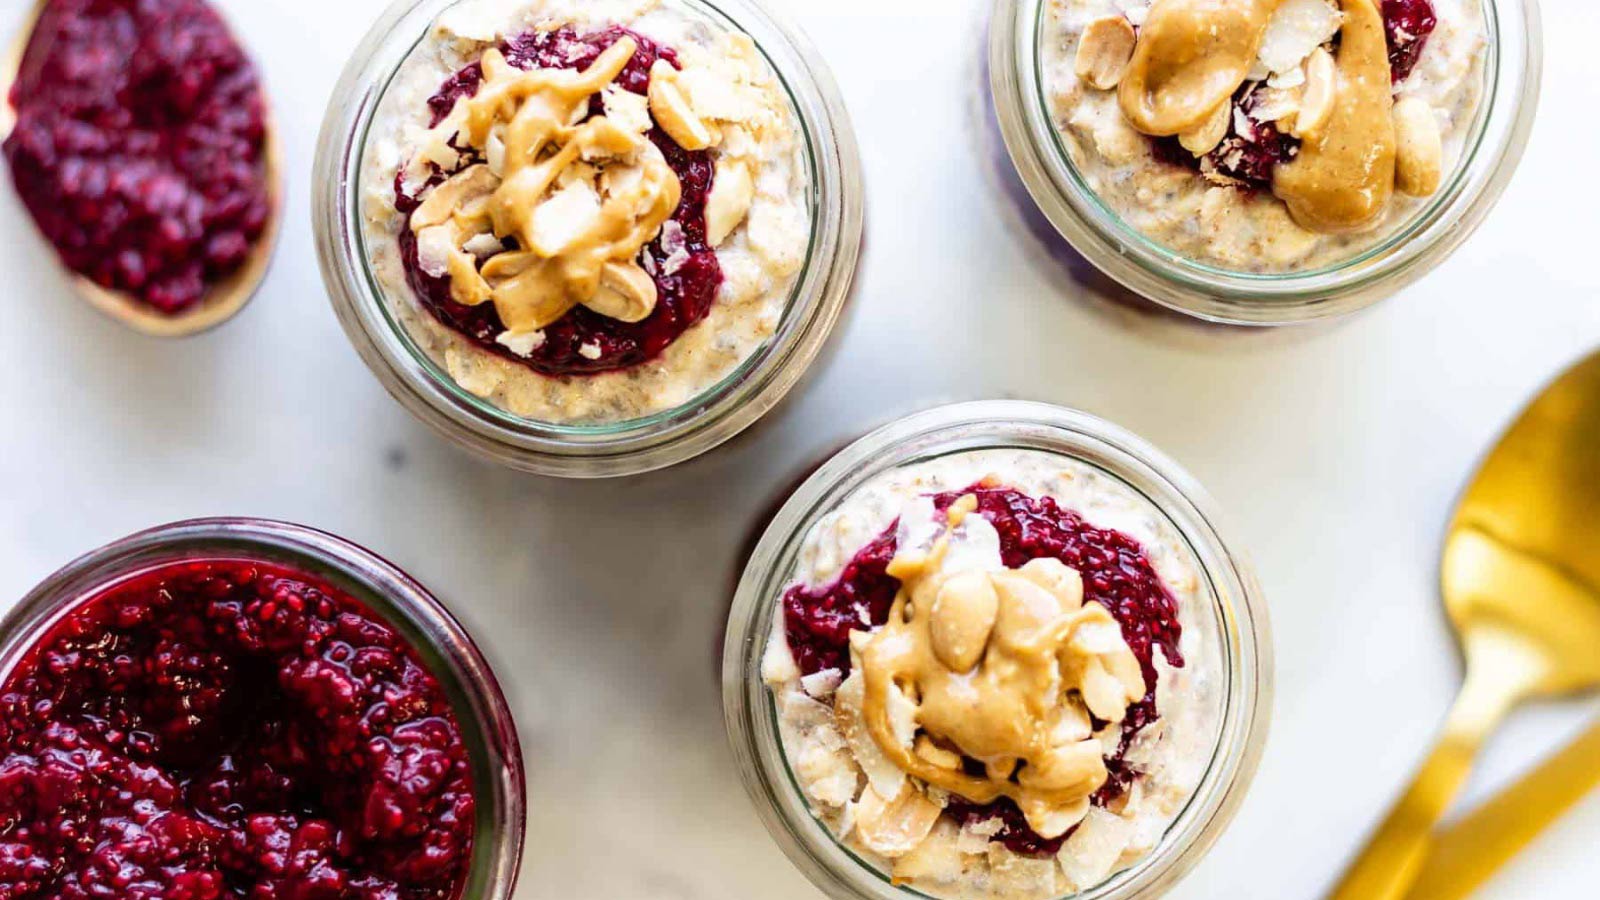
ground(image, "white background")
xmin=1 ymin=0 xmax=1597 ymax=897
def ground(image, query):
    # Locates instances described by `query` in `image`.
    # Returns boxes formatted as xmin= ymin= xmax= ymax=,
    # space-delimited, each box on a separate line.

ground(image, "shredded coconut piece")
xmin=1258 ymin=0 xmax=1343 ymax=74
xmin=495 ymin=329 xmax=546 ymax=357
xmin=801 ymin=668 xmax=843 ymax=699
xmin=1058 ymin=808 xmax=1137 ymax=890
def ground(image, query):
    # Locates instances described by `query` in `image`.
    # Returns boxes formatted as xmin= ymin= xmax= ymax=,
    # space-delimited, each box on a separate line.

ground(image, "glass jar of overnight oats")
xmin=991 ymin=0 xmax=1541 ymax=324
xmin=0 ymin=519 xmax=525 ymax=900
xmin=315 ymin=0 xmax=861 ymax=477
xmin=723 ymin=402 xmax=1272 ymax=900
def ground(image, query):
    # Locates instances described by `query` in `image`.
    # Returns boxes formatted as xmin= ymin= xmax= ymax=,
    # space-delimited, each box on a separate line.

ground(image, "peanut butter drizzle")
xmin=410 ymin=37 xmax=682 ymax=334
xmin=1271 ymin=0 xmax=1396 ymax=232
xmin=856 ymin=496 xmax=1147 ymax=838
xmin=1118 ymin=0 xmax=1284 ymax=135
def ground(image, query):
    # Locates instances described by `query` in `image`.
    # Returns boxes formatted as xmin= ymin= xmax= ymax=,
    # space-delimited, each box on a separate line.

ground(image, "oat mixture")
xmin=1043 ymin=0 xmax=1487 ymax=272
xmin=763 ymin=450 xmax=1221 ymax=899
xmin=361 ymin=0 xmax=811 ymax=424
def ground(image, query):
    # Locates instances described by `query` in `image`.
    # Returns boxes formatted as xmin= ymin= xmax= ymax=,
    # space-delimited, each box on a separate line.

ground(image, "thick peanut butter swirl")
xmin=1119 ymin=0 xmax=1284 ymax=135
xmin=410 ymin=37 xmax=680 ymax=334
xmin=1270 ymin=0 xmax=1397 ymax=232
xmin=1111 ymin=0 xmax=1409 ymax=233
xmin=856 ymin=497 xmax=1147 ymax=840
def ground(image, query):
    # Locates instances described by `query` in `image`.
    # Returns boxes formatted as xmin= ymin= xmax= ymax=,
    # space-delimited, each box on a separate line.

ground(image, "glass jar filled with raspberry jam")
xmin=723 ymin=402 xmax=1272 ymax=900
xmin=0 ymin=519 xmax=524 ymax=900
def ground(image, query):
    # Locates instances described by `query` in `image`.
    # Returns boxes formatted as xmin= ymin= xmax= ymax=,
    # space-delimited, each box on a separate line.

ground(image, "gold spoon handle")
xmin=1325 ymin=634 xmax=1545 ymax=900
xmin=1404 ymin=716 xmax=1600 ymax=900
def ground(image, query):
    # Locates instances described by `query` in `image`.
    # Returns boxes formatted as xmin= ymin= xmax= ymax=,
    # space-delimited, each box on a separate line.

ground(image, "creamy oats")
xmin=763 ymin=450 xmax=1221 ymax=899
xmin=1042 ymin=0 xmax=1487 ymax=272
xmin=360 ymin=0 xmax=811 ymax=424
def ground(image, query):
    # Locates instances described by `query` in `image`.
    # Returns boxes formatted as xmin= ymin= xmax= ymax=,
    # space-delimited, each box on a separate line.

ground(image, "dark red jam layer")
xmin=3 ymin=0 xmax=272 ymax=314
xmin=1151 ymin=82 xmax=1300 ymax=190
xmin=1384 ymin=0 xmax=1441 ymax=81
xmin=0 ymin=560 xmax=475 ymax=900
xmin=782 ymin=485 xmax=1185 ymax=857
xmin=396 ymin=27 xmax=722 ymax=377
xmin=1151 ymin=0 xmax=1439 ymax=192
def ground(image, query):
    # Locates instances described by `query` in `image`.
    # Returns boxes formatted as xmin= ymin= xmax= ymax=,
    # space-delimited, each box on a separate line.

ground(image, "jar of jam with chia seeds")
xmin=0 ymin=519 xmax=525 ymax=900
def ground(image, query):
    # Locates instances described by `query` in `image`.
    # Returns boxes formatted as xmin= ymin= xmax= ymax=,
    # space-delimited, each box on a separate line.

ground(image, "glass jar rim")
xmin=0 ymin=518 xmax=527 ymax=900
xmin=721 ymin=401 xmax=1274 ymax=900
xmin=313 ymin=0 xmax=863 ymax=477
xmin=989 ymin=0 xmax=1543 ymax=325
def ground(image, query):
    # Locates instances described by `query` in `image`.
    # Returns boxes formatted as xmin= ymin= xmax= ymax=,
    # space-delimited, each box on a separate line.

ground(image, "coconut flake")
xmin=495 ymin=329 xmax=546 ymax=358
xmin=885 ymin=680 xmax=919 ymax=748
xmin=761 ymin=636 xmax=800 ymax=685
xmin=415 ymin=226 xmax=458 ymax=278
xmin=529 ymin=181 xmax=601 ymax=256
xmin=1258 ymin=0 xmax=1343 ymax=75
xmin=462 ymin=233 xmax=504 ymax=260
xmin=987 ymin=845 xmax=1060 ymax=896
xmin=602 ymin=84 xmax=652 ymax=135
xmin=956 ymin=817 xmax=1003 ymax=854
xmin=802 ymin=668 xmax=844 ymax=700
xmin=892 ymin=820 xmax=966 ymax=885
xmin=793 ymin=736 xmax=859 ymax=807
xmin=1233 ymin=107 xmax=1257 ymax=142
xmin=658 ymin=219 xmax=690 ymax=275
xmin=835 ymin=670 xmax=908 ymax=800
xmin=485 ymin=129 xmax=507 ymax=177
xmin=1058 ymin=808 xmax=1136 ymax=890
xmin=1268 ymin=65 xmax=1307 ymax=89
xmin=416 ymin=101 xmax=469 ymax=171
xmin=434 ymin=0 xmax=514 ymax=41
xmin=1250 ymin=85 xmax=1302 ymax=123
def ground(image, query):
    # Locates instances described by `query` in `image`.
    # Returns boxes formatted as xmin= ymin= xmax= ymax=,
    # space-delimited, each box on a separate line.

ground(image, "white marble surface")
xmin=1 ymin=0 xmax=1597 ymax=897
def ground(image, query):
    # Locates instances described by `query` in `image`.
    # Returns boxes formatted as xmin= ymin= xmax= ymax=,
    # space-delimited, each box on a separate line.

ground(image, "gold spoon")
xmin=0 ymin=0 xmax=282 ymax=338
xmin=1403 ymin=715 xmax=1600 ymax=900
xmin=1326 ymin=348 xmax=1600 ymax=900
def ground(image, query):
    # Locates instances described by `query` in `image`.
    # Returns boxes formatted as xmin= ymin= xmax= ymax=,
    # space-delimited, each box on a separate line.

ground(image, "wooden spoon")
xmin=0 ymin=0 xmax=281 ymax=337
xmin=1325 ymin=349 xmax=1600 ymax=900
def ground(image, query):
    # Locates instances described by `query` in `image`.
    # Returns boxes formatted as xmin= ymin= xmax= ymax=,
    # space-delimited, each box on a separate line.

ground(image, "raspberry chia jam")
xmin=0 ymin=522 xmax=525 ymax=900
xmin=3 ymin=0 xmax=272 ymax=314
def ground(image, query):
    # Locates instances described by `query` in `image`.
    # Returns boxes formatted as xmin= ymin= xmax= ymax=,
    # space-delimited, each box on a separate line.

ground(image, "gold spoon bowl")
xmin=0 ymin=0 xmax=281 ymax=338
xmin=1326 ymin=349 xmax=1600 ymax=900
